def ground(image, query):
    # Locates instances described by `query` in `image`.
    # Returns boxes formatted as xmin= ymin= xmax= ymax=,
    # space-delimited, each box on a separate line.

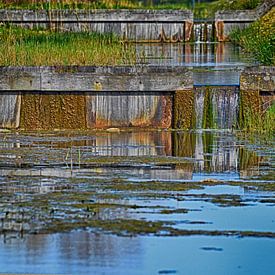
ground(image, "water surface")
xmin=0 ymin=130 xmax=274 ymax=274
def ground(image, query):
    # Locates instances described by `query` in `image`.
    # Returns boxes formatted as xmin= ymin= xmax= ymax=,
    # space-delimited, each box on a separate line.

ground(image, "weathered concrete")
xmin=240 ymin=66 xmax=275 ymax=119
xmin=173 ymin=90 xmax=194 ymax=129
xmin=240 ymin=66 xmax=275 ymax=92
xmin=0 ymin=66 xmax=274 ymax=130
xmin=0 ymin=9 xmax=193 ymax=42
xmin=0 ymin=66 xmax=192 ymax=129
xmin=0 ymin=66 xmax=193 ymax=92
xmin=215 ymin=0 xmax=274 ymax=41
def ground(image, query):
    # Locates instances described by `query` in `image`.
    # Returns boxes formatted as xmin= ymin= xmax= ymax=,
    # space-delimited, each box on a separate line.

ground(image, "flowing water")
xmin=0 ymin=130 xmax=274 ymax=274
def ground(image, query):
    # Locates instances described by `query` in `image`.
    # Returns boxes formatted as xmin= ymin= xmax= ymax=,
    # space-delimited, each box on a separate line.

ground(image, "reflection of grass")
xmin=0 ymin=25 xmax=136 ymax=66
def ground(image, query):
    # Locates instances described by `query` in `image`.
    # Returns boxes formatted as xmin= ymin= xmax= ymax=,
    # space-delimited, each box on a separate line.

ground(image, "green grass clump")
xmin=193 ymin=0 xmax=263 ymax=19
xmin=0 ymin=25 xmax=137 ymax=66
xmin=0 ymin=0 xmax=140 ymax=10
xmin=240 ymin=102 xmax=275 ymax=135
xmin=230 ymin=7 xmax=275 ymax=65
xmin=0 ymin=0 xmax=189 ymax=10
xmin=213 ymin=0 xmax=262 ymax=11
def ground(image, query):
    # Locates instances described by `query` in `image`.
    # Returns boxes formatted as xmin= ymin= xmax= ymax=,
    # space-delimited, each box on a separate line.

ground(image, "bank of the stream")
xmin=230 ymin=7 xmax=275 ymax=66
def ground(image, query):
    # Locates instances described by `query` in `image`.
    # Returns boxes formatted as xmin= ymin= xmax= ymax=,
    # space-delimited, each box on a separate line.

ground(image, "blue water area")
xmin=135 ymin=42 xmax=255 ymax=85
xmin=1 ymin=233 xmax=275 ymax=275
xmin=0 ymin=131 xmax=274 ymax=274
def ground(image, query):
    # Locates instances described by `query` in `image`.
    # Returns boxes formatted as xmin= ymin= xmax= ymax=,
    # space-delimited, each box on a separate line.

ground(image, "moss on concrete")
xmin=173 ymin=89 xmax=195 ymax=129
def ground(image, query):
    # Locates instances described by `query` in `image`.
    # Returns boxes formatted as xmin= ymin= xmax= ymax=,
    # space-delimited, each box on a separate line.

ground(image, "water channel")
xmin=0 ymin=10 xmax=271 ymax=271
xmin=0 ymin=129 xmax=274 ymax=274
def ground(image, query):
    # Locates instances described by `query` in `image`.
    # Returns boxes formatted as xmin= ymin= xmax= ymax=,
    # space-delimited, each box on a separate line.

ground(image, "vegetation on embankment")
xmin=230 ymin=7 xmax=275 ymax=65
xmin=0 ymin=25 xmax=136 ymax=66
xmin=0 ymin=0 xmax=189 ymax=10
xmin=0 ymin=0 xmax=138 ymax=9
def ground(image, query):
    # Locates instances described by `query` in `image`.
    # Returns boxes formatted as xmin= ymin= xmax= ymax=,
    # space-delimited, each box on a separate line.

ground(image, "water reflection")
xmin=135 ymin=42 xmax=255 ymax=85
xmin=0 ymin=131 xmax=274 ymax=274
xmin=1 ymin=233 xmax=275 ymax=275
xmin=136 ymin=42 xmax=252 ymax=67
xmin=0 ymin=131 xmax=268 ymax=181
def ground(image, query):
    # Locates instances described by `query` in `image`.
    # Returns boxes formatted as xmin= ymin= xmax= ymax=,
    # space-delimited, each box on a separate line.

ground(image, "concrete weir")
xmin=0 ymin=66 xmax=274 ymax=130
xmin=0 ymin=66 xmax=192 ymax=130
xmin=0 ymin=9 xmax=193 ymax=42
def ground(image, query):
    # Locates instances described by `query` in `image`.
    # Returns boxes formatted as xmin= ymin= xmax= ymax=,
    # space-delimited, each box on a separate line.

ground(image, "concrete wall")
xmin=1 ymin=66 xmax=273 ymax=130
xmin=0 ymin=66 xmax=192 ymax=130
xmin=0 ymin=9 xmax=193 ymax=42
xmin=215 ymin=0 xmax=274 ymax=41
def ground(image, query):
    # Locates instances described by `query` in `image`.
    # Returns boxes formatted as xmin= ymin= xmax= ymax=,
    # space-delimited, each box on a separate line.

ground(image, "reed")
xmin=240 ymin=101 xmax=275 ymax=135
xmin=1 ymin=0 xmax=140 ymax=9
xmin=0 ymin=25 xmax=137 ymax=66
xmin=0 ymin=0 xmax=189 ymax=10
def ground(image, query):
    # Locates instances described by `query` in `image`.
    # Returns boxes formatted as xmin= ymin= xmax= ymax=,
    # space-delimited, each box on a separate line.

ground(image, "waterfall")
xmin=193 ymin=23 xmax=214 ymax=42
xmin=194 ymin=87 xmax=239 ymax=129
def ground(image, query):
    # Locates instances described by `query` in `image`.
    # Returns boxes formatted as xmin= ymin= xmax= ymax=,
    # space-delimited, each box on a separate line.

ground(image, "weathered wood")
xmin=0 ymin=94 xmax=21 ymax=128
xmin=86 ymin=93 xmax=172 ymax=128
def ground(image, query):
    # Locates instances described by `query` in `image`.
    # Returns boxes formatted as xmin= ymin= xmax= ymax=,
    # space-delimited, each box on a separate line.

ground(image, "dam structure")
xmin=0 ymin=66 xmax=274 ymax=130
xmin=0 ymin=2 xmax=274 ymax=131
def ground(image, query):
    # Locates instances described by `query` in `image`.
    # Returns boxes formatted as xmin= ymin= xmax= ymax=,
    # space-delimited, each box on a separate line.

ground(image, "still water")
xmin=0 ymin=130 xmax=274 ymax=274
xmin=135 ymin=42 xmax=255 ymax=85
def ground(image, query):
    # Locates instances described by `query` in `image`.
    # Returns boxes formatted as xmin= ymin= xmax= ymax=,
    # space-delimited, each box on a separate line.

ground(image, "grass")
xmin=212 ymin=0 xmax=262 ymax=11
xmin=240 ymin=100 xmax=275 ymax=135
xmin=0 ymin=24 xmax=137 ymax=66
xmin=0 ymin=0 xmax=188 ymax=10
xmin=230 ymin=7 xmax=275 ymax=65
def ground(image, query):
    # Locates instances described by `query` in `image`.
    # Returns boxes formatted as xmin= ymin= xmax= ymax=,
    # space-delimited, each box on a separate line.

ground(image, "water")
xmin=1 ymin=234 xmax=275 ymax=275
xmin=0 ymin=130 xmax=274 ymax=274
xmin=135 ymin=42 xmax=255 ymax=85
xmin=194 ymin=86 xmax=239 ymax=129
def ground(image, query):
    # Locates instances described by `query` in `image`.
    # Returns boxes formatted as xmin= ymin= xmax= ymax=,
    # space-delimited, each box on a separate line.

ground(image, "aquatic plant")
xmin=0 ymin=25 xmax=137 ymax=66
xmin=230 ymin=7 xmax=275 ymax=65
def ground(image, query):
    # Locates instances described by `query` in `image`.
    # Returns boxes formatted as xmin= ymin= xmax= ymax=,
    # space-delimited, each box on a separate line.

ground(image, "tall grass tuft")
xmin=0 ymin=0 xmax=140 ymax=10
xmin=0 ymin=25 xmax=137 ymax=66
xmin=240 ymin=100 xmax=275 ymax=135
xmin=0 ymin=0 xmax=189 ymax=10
